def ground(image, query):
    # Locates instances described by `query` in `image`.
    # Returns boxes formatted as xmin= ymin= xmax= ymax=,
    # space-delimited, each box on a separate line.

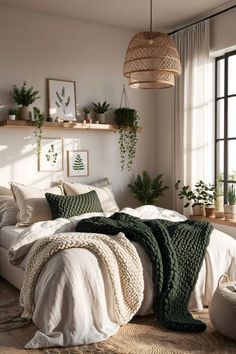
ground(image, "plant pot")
xmin=215 ymin=195 xmax=224 ymax=212
xmin=96 ymin=113 xmax=105 ymax=124
xmin=8 ymin=115 xmax=16 ymax=121
xmin=85 ymin=113 xmax=92 ymax=123
xmin=215 ymin=211 xmax=224 ymax=219
xmin=192 ymin=204 xmax=205 ymax=216
xmin=224 ymin=204 xmax=236 ymax=221
xmin=19 ymin=106 xmax=31 ymax=121
xmin=205 ymin=207 xmax=215 ymax=218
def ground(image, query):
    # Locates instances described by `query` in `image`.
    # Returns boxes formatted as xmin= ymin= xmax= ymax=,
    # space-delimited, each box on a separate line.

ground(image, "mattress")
xmin=0 ymin=225 xmax=26 ymax=250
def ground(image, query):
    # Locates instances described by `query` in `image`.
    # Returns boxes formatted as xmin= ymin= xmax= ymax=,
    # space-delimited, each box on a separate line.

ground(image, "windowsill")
xmin=189 ymin=215 xmax=236 ymax=228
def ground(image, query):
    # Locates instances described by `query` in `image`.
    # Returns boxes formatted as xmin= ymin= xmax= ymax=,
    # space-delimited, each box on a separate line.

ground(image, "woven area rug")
xmin=1 ymin=301 xmax=236 ymax=354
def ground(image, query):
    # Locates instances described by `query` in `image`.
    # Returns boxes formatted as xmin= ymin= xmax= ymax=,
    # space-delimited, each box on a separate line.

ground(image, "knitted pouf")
xmin=209 ymin=274 xmax=236 ymax=341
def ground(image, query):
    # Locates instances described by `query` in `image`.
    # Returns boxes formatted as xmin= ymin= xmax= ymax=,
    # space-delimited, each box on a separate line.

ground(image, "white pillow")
xmin=92 ymin=178 xmax=109 ymax=188
xmin=10 ymin=183 xmax=64 ymax=226
xmin=0 ymin=186 xmax=12 ymax=196
xmin=63 ymin=181 xmax=119 ymax=213
xmin=0 ymin=196 xmax=18 ymax=228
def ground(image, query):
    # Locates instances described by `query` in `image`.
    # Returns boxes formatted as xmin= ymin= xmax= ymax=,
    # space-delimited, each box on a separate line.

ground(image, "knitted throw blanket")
xmin=20 ymin=232 xmax=144 ymax=326
xmin=76 ymin=213 xmax=213 ymax=332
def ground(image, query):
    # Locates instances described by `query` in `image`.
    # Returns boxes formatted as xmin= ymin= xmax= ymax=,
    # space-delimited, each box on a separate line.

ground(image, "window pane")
xmin=228 ymin=97 xmax=236 ymax=138
xmin=217 ymin=99 xmax=224 ymax=139
xmin=217 ymin=59 xmax=225 ymax=98
xmin=228 ymin=55 xmax=236 ymax=95
xmin=228 ymin=140 xmax=236 ymax=180
xmin=216 ymin=141 xmax=224 ymax=178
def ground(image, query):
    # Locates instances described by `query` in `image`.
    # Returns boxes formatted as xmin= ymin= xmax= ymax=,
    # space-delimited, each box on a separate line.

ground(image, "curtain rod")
xmin=168 ymin=4 xmax=236 ymax=35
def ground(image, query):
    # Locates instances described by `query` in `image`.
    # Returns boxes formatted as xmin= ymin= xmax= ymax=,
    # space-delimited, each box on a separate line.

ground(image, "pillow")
xmin=10 ymin=183 xmax=64 ymax=226
xmin=45 ymin=191 xmax=103 ymax=219
xmin=0 ymin=186 xmax=12 ymax=196
xmin=63 ymin=181 xmax=119 ymax=213
xmin=0 ymin=196 xmax=18 ymax=228
xmin=92 ymin=178 xmax=109 ymax=188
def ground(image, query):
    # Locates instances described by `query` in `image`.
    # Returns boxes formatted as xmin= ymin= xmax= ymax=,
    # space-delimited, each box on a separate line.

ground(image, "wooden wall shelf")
xmin=189 ymin=215 xmax=236 ymax=228
xmin=0 ymin=120 xmax=118 ymax=132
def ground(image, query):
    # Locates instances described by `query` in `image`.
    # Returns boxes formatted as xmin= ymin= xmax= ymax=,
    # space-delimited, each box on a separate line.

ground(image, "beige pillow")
xmin=0 ymin=196 xmax=18 ymax=228
xmin=0 ymin=186 xmax=12 ymax=196
xmin=63 ymin=181 xmax=119 ymax=213
xmin=92 ymin=178 xmax=109 ymax=188
xmin=10 ymin=183 xmax=64 ymax=226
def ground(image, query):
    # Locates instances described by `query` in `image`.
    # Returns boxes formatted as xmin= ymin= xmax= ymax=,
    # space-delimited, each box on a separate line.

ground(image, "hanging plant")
xmin=32 ymin=107 xmax=46 ymax=157
xmin=114 ymin=107 xmax=140 ymax=171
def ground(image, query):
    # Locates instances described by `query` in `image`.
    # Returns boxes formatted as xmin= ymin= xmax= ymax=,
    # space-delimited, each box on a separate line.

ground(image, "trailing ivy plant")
xmin=128 ymin=170 xmax=169 ymax=205
xmin=32 ymin=107 xmax=46 ymax=157
xmin=114 ymin=107 xmax=140 ymax=171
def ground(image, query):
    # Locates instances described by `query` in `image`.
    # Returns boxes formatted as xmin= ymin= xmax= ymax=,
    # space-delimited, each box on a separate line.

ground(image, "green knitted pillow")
xmin=45 ymin=190 xmax=103 ymax=219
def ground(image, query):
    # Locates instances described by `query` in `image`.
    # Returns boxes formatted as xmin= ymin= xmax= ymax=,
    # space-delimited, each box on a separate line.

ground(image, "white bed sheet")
xmin=0 ymin=225 xmax=26 ymax=250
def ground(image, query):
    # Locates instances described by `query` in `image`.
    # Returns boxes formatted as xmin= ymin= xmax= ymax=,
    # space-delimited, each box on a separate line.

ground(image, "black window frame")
xmin=215 ymin=50 xmax=236 ymax=203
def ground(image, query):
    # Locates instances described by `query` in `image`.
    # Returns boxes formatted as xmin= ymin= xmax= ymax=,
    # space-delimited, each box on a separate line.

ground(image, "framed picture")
xmin=38 ymin=138 xmax=63 ymax=172
xmin=47 ymin=79 xmax=77 ymax=121
xmin=67 ymin=150 xmax=89 ymax=177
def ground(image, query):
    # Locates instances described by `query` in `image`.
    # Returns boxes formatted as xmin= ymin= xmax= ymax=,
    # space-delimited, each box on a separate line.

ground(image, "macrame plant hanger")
xmin=120 ymin=84 xmax=130 ymax=108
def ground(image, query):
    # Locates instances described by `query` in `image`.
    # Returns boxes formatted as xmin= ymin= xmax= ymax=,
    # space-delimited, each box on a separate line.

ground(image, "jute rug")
xmin=1 ymin=301 xmax=236 ymax=354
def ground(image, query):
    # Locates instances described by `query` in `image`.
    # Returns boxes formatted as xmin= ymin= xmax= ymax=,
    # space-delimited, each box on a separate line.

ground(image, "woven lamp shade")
xmin=123 ymin=31 xmax=181 ymax=89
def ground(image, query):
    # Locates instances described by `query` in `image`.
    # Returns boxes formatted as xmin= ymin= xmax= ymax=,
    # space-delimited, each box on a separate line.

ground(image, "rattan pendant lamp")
xmin=123 ymin=0 xmax=181 ymax=89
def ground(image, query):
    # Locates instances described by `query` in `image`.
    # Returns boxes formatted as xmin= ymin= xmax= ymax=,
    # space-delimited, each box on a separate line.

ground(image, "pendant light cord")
xmin=150 ymin=0 xmax=153 ymax=32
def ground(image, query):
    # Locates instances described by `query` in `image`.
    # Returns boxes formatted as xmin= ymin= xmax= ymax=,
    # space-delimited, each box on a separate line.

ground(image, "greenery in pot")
xmin=92 ymin=101 xmax=110 ymax=114
xmin=228 ymin=184 xmax=236 ymax=205
xmin=114 ymin=107 xmax=140 ymax=171
xmin=32 ymin=107 xmax=46 ymax=157
xmin=8 ymin=107 xmax=18 ymax=116
xmin=83 ymin=107 xmax=90 ymax=115
xmin=10 ymin=81 xmax=40 ymax=106
xmin=128 ymin=170 xmax=169 ymax=205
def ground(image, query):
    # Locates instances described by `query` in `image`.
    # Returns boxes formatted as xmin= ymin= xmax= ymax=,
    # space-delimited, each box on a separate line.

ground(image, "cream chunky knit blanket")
xmin=20 ymin=232 xmax=144 ymax=326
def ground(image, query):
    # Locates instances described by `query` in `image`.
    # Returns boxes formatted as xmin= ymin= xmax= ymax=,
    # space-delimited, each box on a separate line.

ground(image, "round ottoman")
xmin=209 ymin=274 xmax=236 ymax=340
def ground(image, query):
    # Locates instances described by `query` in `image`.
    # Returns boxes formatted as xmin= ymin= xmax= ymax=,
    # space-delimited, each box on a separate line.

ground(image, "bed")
xmin=1 ymin=205 xmax=236 ymax=348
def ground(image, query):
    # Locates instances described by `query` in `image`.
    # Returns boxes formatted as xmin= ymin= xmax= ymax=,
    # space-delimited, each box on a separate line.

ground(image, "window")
xmin=215 ymin=50 xmax=236 ymax=202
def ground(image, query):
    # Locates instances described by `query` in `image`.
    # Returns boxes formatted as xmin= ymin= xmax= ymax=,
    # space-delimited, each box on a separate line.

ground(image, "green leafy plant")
xmin=8 ymin=107 xmax=18 ymax=115
xmin=73 ymin=154 xmax=85 ymax=172
xmin=83 ymin=107 xmax=90 ymax=114
xmin=228 ymin=184 xmax=236 ymax=205
xmin=92 ymin=101 xmax=111 ymax=113
xmin=10 ymin=81 xmax=40 ymax=106
xmin=46 ymin=144 xmax=58 ymax=166
xmin=114 ymin=107 xmax=140 ymax=171
xmin=175 ymin=180 xmax=215 ymax=207
xmin=128 ymin=171 xmax=169 ymax=205
xmin=55 ymin=87 xmax=70 ymax=114
xmin=32 ymin=107 xmax=46 ymax=157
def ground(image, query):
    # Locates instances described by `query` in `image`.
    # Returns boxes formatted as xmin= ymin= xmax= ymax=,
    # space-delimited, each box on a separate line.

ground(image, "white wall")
xmin=0 ymin=5 xmax=158 ymax=208
xmin=155 ymin=9 xmax=236 ymax=210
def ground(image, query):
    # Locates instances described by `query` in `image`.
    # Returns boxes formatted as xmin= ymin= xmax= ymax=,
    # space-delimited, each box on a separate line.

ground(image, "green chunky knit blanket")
xmin=76 ymin=213 xmax=213 ymax=332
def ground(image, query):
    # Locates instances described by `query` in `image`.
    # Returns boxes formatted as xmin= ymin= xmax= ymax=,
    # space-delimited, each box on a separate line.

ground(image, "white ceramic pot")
xmin=8 ymin=115 xmax=16 ymax=121
xmin=96 ymin=113 xmax=105 ymax=124
xmin=19 ymin=106 xmax=31 ymax=121
xmin=192 ymin=204 xmax=205 ymax=216
xmin=224 ymin=204 xmax=236 ymax=221
xmin=215 ymin=195 xmax=224 ymax=212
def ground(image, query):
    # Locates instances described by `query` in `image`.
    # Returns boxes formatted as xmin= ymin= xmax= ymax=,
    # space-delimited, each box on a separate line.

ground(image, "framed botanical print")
xmin=47 ymin=79 xmax=77 ymax=121
xmin=67 ymin=150 xmax=89 ymax=177
xmin=38 ymin=138 xmax=63 ymax=172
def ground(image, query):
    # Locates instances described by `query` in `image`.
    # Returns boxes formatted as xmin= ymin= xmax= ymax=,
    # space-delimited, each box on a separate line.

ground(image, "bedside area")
xmin=189 ymin=216 xmax=236 ymax=240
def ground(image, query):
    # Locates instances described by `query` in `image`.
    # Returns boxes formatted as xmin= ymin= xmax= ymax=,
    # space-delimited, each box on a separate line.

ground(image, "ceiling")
xmin=0 ymin=0 xmax=235 ymax=32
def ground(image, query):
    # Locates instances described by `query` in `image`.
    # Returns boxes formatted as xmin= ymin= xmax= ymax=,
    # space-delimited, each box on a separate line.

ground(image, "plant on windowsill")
xmin=114 ymin=107 xmax=140 ymax=172
xmin=224 ymin=184 xmax=236 ymax=221
xmin=215 ymin=172 xmax=224 ymax=218
xmin=128 ymin=170 xmax=169 ymax=205
xmin=32 ymin=107 xmax=46 ymax=157
xmin=92 ymin=101 xmax=111 ymax=124
xmin=10 ymin=81 xmax=40 ymax=121
xmin=200 ymin=182 xmax=216 ymax=218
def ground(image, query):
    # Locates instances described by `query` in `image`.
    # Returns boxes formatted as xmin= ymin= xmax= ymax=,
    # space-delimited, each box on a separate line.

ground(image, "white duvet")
xmin=8 ymin=205 xmax=236 ymax=349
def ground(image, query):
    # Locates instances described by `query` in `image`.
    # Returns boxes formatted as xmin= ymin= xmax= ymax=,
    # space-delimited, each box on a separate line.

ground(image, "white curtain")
xmin=172 ymin=20 xmax=214 ymax=213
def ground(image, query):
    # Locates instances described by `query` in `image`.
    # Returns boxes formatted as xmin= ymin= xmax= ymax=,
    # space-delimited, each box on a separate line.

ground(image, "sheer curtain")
xmin=172 ymin=20 xmax=214 ymax=213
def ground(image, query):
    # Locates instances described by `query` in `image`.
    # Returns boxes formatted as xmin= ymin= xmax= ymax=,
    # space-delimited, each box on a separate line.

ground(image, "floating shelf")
xmin=0 ymin=120 xmax=118 ymax=132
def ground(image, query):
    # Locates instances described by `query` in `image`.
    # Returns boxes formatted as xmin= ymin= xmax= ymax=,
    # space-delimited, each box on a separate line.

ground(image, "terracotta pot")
xmin=224 ymin=204 xmax=236 ymax=221
xmin=205 ymin=207 xmax=215 ymax=218
xmin=215 ymin=195 xmax=224 ymax=212
xmin=85 ymin=113 xmax=92 ymax=123
xmin=96 ymin=113 xmax=105 ymax=124
xmin=192 ymin=204 xmax=205 ymax=216
xmin=19 ymin=106 xmax=31 ymax=121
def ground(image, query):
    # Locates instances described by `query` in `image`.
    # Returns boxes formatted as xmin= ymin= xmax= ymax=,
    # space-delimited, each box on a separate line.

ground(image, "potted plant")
xmin=10 ymin=81 xmax=40 ymax=121
xmin=128 ymin=170 xmax=169 ymax=205
xmin=114 ymin=107 xmax=140 ymax=171
xmin=224 ymin=184 xmax=236 ymax=221
xmin=215 ymin=173 xmax=224 ymax=218
xmin=32 ymin=107 xmax=46 ymax=157
xmin=200 ymin=182 xmax=216 ymax=218
xmin=83 ymin=107 xmax=91 ymax=123
xmin=92 ymin=101 xmax=111 ymax=123
xmin=8 ymin=107 xmax=18 ymax=120
xmin=175 ymin=180 xmax=206 ymax=216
